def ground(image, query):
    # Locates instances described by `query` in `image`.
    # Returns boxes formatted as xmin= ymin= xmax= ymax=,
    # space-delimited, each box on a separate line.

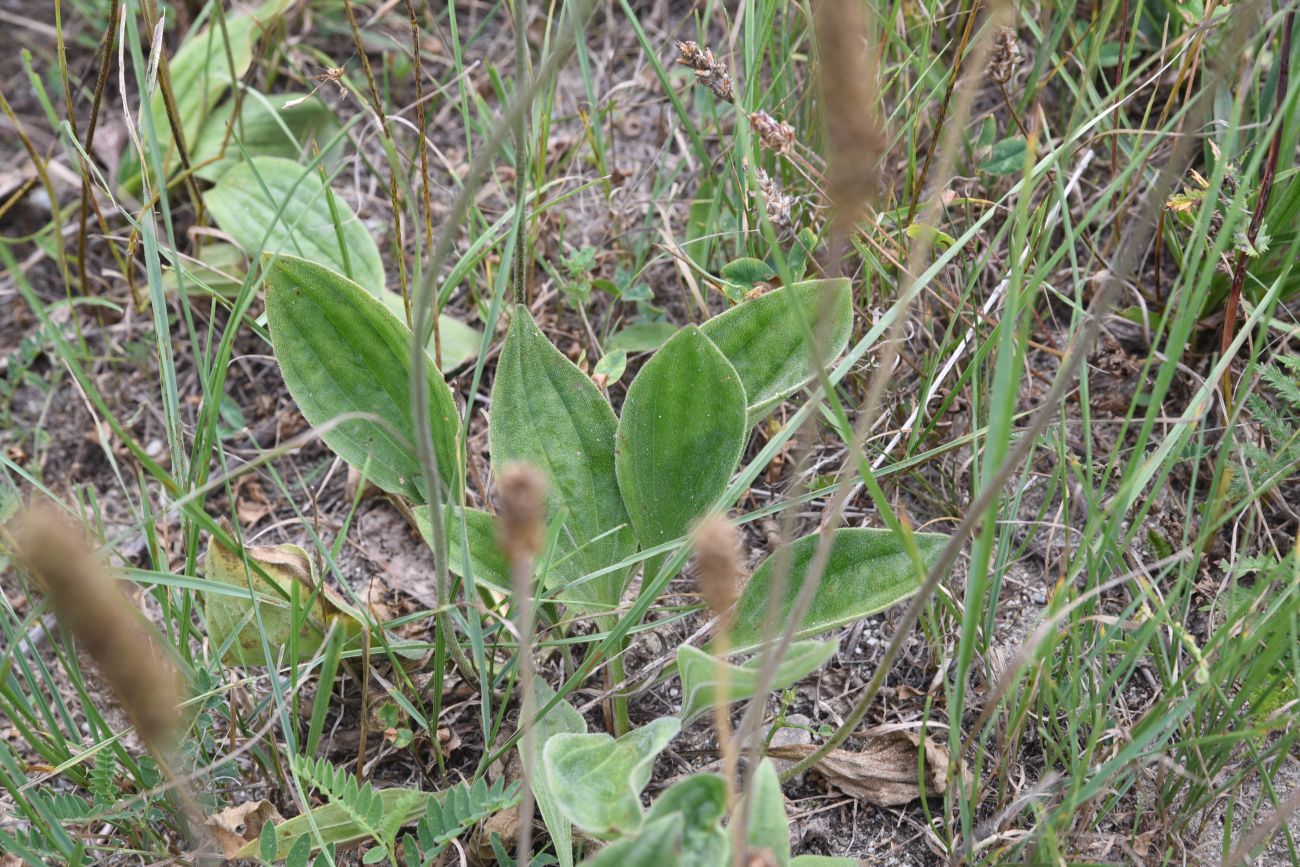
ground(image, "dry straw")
xmin=15 ymin=506 xmax=181 ymax=752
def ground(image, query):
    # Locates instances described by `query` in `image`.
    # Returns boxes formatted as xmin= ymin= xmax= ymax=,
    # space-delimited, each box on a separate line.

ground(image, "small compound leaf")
xmin=725 ymin=528 xmax=944 ymax=657
xmin=491 ymin=307 xmax=636 ymax=616
xmin=525 ymin=681 xmax=588 ymax=867
xmin=615 ymin=327 xmax=747 ymax=583
xmin=646 ymin=775 xmax=729 ymax=867
xmin=191 ymin=91 xmax=339 ymax=182
xmin=581 ymin=814 xmax=684 ymax=867
xmin=237 ymin=788 xmax=430 ymax=860
xmin=744 ymin=760 xmax=791 ymax=867
xmin=677 ymin=640 xmax=837 ymax=724
xmin=206 ymin=156 xmax=384 ymax=294
xmin=766 ymin=729 xmax=957 ymax=807
xmin=264 ymin=254 xmax=461 ymax=503
xmin=700 ymin=279 xmax=852 ymax=423
xmin=542 ymin=716 xmax=680 ymax=838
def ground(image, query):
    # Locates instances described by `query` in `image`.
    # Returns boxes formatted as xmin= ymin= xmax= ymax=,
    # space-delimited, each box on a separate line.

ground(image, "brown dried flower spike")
xmin=749 ymin=111 xmax=796 ymax=155
xmin=497 ymin=464 xmax=547 ymax=566
xmin=986 ymin=26 xmax=1024 ymax=85
xmin=693 ymin=515 xmax=744 ymax=616
xmin=676 ymin=40 xmax=735 ymax=103
xmin=15 ymin=507 xmax=181 ymax=751
xmin=753 ymin=168 xmax=795 ymax=230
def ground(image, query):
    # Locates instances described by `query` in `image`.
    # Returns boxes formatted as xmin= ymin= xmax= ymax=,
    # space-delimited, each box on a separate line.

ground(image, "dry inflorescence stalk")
xmin=749 ymin=111 xmax=797 ymax=155
xmin=676 ymin=40 xmax=735 ymax=102
xmin=15 ymin=506 xmax=181 ymax=753
xmin=752 ymin=168 xmax=795 ymax=230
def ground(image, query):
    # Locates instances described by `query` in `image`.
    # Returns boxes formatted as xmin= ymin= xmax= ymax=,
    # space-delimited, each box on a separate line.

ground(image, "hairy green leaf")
xmin=581 ymin=815 xmax=684 ymax=866
xmin=206 ymin=157 xmax=384 ymax=294
xmin=606 ymin=321 xmax=678 ymax=355
xmin=491 ymin=307 xmax=636 ymax=615
xmin=376 ymin=292 xmax=481 ymax=372
xmin=745 ymin=760 xmax=791 ymax=866
xmin=645 ymin=775 xmax=729 ymax=867
xmin=413 ymin=505 xmax=511 ymax=595
xmin=677 ymin=640 xmax=837 ymax=724
xmin=699 ymin=279 xmax=852 ymax=423
xmin=264 ymin=254 xmax=461 ymax=502
xmin=726 ymin=528 xmax=944 ymax=656
xmin=525 ymin=681 xmax=588 ymax=867
xmin=615 ymin=327 xmax=747 ymax=582
xmin=542 ymin=716 xmax=680 ymax=838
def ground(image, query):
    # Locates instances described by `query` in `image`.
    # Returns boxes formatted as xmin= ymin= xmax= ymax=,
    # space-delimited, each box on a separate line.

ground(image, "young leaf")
xmin=645 ymin=774 xmax=729 ymax=867
xmin=580 ymin=814 xmax=685 ymax=867
xmin=721 ymin=257 xmax=777 ymax=287
xmin=490 ymin=307 xmax=636 ymax=615
xmin=615 ymin=327 xmax=747 ymax=582
xmin=259 ymin=818 xmax=278 ymax=864
xmin=524 ymin=681 xmax=588 ymax=867
xmin=264 ymin=254 xmax=461 ymax=503
xmin=699 ymin=279 xmax=852 ymax=423
xmin=606 ymin=321 xmax=678 ymax=355
xmin=725 ymin=528 xmax=945 ymax=656
xmin=206 ymin=156 xmax=385 ymax=294
xmin=743 ymin=760 xmax=791 ymax=866
xmin=677 ymin=640 xmax=837 ymax=724
xmin=191 ymin=91 xmax=339 ymax=182
xmin=542 ymin=716 xmax=681 ymax=838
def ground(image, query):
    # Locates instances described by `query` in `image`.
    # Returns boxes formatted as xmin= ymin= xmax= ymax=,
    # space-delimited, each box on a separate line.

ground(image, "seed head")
xmin=749 ymin=111 xmax=797 ymax=156
xmin=497 ymin=464 xmax=547 ymax=566
xmin=692 ymin=515 xmax=744 ymax=616
xmin=676 ymin=40 xmax=735 ymax=102
xmin=986 ymin=27 xmax=1023 ymax=85
xmin=753 ymin=168 xmax=795 ymax=230
xmin=15 ymin=507 xmax=181 ymax=751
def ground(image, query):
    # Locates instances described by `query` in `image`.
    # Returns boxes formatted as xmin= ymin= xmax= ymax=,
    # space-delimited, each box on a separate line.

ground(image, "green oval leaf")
xmin=581 ymin=814 xmax=684 ymax=867
xmin=725 ymin=528 xmax=945 ymax=656
xmin=615 ymin=327 xmax=747 ymax=581
xmin=413 ymin=505 xmax=510 ymax=595
xmin=606 ymin=321 xmax=678 ymax=355
xmin=745 ymin=760 xmax=791 ymax=866
xmin=265 ymin=254 xmax=460 ymax=502
xmin=700 ymin=279 xmax=852 ymax=423
xmin=677 ymin=640 xmax=837 ymax=724
xmin=524 ymin=681 xmax=588 ymax=867
xmin=644 ymin=774 xmax=729 ymax=867
xmin=491 ymin=308 xmax=636 ymax=615
xmin=206 ymin=156 xmax=384 ymax=294
xmin=542 ymin=716 xmax=680 ymax=838
xmin=191 ymin=90 xmax=340 ymax=182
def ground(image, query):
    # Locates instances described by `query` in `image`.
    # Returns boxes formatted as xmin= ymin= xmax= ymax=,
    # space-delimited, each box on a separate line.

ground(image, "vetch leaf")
xmin=264 ymin=254 xmax=461 ymax=502
xmin=744 ymin=760 xmax=791 ymax=866
xmin=207 ymin=156 xmax=384 ymax=294
xmin=677 ymin=640 xmax=837 ymax=724
xmin=542 ymin=716 xmax=680 ymax=838
xmin=615 ymin=327 xmax=747 ymax=583
xmin=700 ymin=279 xmax=852 ymax=423
xmin=491 ymin=308 xmax=636 ymax=616
xmin=237 ymin=788 xmax=429 ymax=860
xmin=725 ymin=528 xmax=945 ymax=656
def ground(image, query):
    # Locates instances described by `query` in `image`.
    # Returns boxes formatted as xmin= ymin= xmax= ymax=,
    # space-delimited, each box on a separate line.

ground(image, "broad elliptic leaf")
xmin=203 ymin=533 xmax=358 ymax=666
xmin=700 ymin=279 xmax=852 ymax=423
xmin=523 ymin=681 xmax=588 ymax=867
xmin=581 ymin=815 xmax=685 ymax=867
xmin=413 ymin=506 xmax=511 ymax=595
xmin=615 ymin=327 xmax=747 ymax=583
xmin=206 ymin=156 xmax=385 ymax=294
xmin=120 ymin=0 xmax=293 ymax=189
xmin=542 ymin=716 xmax=680 ymax=838
xmin=744 ymin=760 xmax=791 ymax=867
xmin=605 ymin=321 xmax=678 ymax=355
xmin=677 ymin=640 xmax=837 ymax=724
xmin=490 ymin=307 xmax=635 ymax=616
xmin=264 ymin=255 xmax=460 ymax=502
xmin=725 ymin=528 xmax=944 ymax=656
xmin=191 ymin=90 xmax=339 ymax=182
xmin=645 ymin=774 xmax=729 ymax=867
xmin=376 ymin=291 xmax=481 ymax=372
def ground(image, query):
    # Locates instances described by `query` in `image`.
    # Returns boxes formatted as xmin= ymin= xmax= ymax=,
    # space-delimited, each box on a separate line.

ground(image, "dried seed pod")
xmin=676 ymin=40 xmax=735 ymax=102
xmin=496 ymin=464 xmax=547 ymax=566
xmin=749 ymin=111 xmax=797 ymax=155
xmin=986 ymin=26 xmax=1024 ymax=85
xmin=15 ymin=507 xmax=181 ymax=751
xmin=692 ymin=514 xmax=744 ymax=616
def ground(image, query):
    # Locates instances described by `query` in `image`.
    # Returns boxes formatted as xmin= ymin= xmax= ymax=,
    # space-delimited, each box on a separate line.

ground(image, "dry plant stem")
xmin=780 ymin=37 xmax=1212 ymax=789
xmin=510 ymin=0 xmax=530 ymax=308
xmin=408 ymin=0 xmax=596 ymax=695
xmin=139 ymin=0 xmax=205 ymax=222
xmin=342 ymin=0 xmax=409 ymax=311
xmin=905 ymin=0 xmax=981 ymax=227
xmin=404 ymin=0 xmax=440 ymax=366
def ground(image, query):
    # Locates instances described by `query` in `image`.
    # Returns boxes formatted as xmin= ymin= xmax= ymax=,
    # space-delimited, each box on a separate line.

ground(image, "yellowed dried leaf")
xmin=205 ymin=799 xmax=284 ymax=859
xmin=767 ymin=728 xmax=956 ymax=806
